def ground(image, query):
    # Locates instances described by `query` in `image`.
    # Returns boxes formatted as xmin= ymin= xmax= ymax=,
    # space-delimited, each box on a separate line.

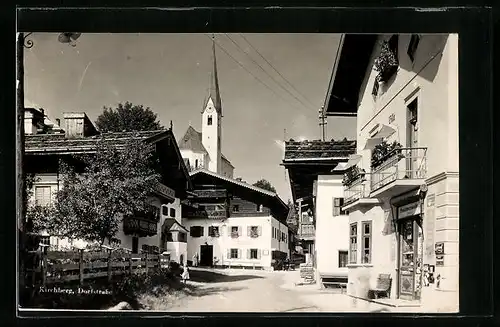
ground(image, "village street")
xmin=160 ymin=268 xmax=391 ymax=313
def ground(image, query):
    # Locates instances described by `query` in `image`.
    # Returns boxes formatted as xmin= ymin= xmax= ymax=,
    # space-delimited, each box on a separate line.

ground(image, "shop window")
xmin=362 ymin=221 xmax=372 ymax=264
xmin=349 ymin=223 xmax=358 ymax=264
xmin=339 ymin=250 xmax=348 ymax=268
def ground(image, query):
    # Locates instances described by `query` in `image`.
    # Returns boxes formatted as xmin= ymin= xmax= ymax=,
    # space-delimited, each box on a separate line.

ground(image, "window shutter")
xmin=200 ymin=226 xmax=204 ymax=236
xmin=227 ymin=249 xmax=231 ymax=259
xmin=257 ymin=249 xmax=261 ymax=259
xmin=247 ymin=226 xmax=251 ymax=237
xmin=258 ymin=226 xmax=262 ymax=236
xmin=237 ymin=249 xmax=242 ymax=259
xmin=238 ymin=226 xmax=242 ymax=236
xmin=247 ymin=249 xmax=251 ymax=259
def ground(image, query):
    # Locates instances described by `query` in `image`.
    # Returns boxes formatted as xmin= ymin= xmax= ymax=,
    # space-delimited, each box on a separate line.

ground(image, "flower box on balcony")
xmin=374 ymin=40 xmax=399 ymax=83
xmin=371 ymin=141 xmax=404 ymax=170
xmin=343 ymin=166 xmax=366 ymax=187
xmin=231 ymin=232 xmax=239 ymax=239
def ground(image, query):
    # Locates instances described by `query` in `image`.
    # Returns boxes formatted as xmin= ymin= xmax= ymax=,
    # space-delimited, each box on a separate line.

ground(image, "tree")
xmin=252 ymin=179 xmax=277 ymax=193
xmin=52 ymin=137 xmax=161 ymax=245
xmin=95 ymin=101 xmax=163 ymax=132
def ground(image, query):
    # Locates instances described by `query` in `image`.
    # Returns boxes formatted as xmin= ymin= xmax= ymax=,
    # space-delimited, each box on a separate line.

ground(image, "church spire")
xmin=207 ymin=34 xmax=222 ymax=115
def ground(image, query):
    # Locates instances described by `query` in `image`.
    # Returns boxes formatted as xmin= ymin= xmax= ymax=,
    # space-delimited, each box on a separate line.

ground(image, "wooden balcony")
xmin=370 ymin=147 xmax=427 ymax=198
xmin=298 ymin=224 xmax=315 ymax=241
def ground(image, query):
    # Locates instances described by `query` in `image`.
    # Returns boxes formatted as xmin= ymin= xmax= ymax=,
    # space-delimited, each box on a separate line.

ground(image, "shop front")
xmin=395 ymin=199 xmax=424 ymax=301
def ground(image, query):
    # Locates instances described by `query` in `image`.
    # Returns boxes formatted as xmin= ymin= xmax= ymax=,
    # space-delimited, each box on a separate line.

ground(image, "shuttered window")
xmin=228 ymin=248 xmax=240 ymax=259
xmin=231 ymin=226 xmax=240 ymax=238
xmin=35 ymin=186 xmax=52 ymax=206
xmin=248 ymin=226 xmax=261 ymax=238
xmin=248 ymin=248 xmax=261 ymax=260
xmin=349 ymin=223 xmax=358 ymax=264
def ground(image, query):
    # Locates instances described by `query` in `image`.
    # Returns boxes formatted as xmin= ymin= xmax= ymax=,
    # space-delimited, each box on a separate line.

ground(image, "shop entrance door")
xmin=398 ymin=218 xmax=423 ymax=300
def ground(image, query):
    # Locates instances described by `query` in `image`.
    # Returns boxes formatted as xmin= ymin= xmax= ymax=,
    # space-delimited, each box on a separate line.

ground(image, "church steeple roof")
xmin=204 ymin=36 xmax=222 ymax=115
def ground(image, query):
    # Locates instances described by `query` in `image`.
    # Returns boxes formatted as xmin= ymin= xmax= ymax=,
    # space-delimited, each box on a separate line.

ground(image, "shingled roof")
xmin=25 ymin=130 xmax=165 ymax=154
xmin=283 ymin=139 xmax=357 ymax=160
xmin=178 ymin=126 xmax=208 ymax=153
xmin=178 ymin=126 xmax=232 ymax=165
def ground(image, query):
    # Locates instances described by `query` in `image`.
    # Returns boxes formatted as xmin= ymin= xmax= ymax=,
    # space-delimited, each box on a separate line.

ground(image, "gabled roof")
xmin=179 ymin=126 xmax=208 ymax=153
xmin=178 ymin=127 xmax=232 ymax=166
xmin=161 ymin=218 xmax=189 ymax=234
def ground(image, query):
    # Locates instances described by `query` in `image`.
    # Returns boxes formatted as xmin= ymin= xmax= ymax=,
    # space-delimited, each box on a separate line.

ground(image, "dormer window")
xmin=208 ymin=115 xmax=213 ymax=126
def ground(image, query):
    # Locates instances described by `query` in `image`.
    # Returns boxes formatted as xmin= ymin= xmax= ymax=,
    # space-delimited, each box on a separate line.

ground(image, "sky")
xmin=24 ymin=33 xmax=357 ymax=201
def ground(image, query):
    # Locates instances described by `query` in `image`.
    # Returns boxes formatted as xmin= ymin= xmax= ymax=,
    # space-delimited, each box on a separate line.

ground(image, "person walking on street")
xmin=181 ymin=266 xmax=190 ymax=284
xmin=193 ymin=253 xmax=199 ymax=267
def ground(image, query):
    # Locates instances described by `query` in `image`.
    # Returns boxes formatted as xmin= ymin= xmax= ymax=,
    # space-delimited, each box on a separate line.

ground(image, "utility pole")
xmin=318 ymin=106 xmax=327 ymax=141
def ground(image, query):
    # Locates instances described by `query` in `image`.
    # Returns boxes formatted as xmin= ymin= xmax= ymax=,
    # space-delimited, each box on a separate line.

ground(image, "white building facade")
xmin=328 ymin=34 xmax=458 ymax=311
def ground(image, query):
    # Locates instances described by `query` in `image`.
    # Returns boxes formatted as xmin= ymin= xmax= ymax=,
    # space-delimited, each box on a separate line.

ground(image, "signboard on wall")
xmin=435 ymin=242 xmax=444 ymax=255
xmin=436 ymin=255 xmax=444 ymax=266
xmin=398 ymin=201 xmax=421 ymax=219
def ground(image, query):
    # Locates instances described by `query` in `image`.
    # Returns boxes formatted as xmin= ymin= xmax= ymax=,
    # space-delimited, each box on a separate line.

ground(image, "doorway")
xmin=200 ymin=245 xmax=214 ymax=267
xmin=398 ymin=217 xmax=423 ymax=300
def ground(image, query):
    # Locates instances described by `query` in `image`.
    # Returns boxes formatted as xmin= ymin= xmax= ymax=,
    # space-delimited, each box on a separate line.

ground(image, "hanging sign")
xmin=398 ymin=201 xmax=421 ymax=219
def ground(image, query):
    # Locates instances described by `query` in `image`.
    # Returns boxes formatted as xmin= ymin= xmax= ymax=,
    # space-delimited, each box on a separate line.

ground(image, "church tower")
xmin=201 ymin=37 xmax=223 ymax=174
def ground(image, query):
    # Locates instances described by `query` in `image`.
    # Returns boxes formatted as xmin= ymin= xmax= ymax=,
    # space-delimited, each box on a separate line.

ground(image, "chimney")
xmin=24 ymin=107 xmax=44 ymax=135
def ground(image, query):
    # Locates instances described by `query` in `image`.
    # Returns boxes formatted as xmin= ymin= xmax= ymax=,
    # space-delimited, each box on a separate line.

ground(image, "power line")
xmin=205 ymin=34 xmax=310 ymax=117
xmin=225 ymin=33 xmax=314 ymax=112
xmin=239 ymin=33 xmax=319 ymax=110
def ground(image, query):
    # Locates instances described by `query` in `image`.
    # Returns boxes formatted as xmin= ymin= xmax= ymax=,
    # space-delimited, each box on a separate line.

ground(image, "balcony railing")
xmin=344 ymin=176 xmax=369 ymax=205
xmin=370 ymin=147 xmax=427 ymax=192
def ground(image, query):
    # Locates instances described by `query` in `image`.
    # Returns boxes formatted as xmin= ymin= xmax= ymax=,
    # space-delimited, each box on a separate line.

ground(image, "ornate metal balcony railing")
xmin=298 ymin=224 xmax=315 ymax=238
xmin=344 ymin=176 xmax=369 ymax=205
xmin=370 ymin=147 xmax=427 ymax=192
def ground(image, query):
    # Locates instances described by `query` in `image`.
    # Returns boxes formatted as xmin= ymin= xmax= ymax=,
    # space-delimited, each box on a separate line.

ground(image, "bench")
xmin=320 ymin=274 xmax=348 ymax=292
xmin=368 ymin=273 xmax=392 ymax=299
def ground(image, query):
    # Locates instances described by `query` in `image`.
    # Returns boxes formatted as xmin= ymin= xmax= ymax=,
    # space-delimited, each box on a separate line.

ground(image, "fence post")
xmin=128 ymin=252 xmax=133 ymax=275
xmin=41 ymin=250 xmax=47 ymax=286
xmin=144 ymin=252 xmax=148 ymax=273
xmin=79 ymin=249 xmax=84 ymax=285
xmin=107 ymin=250 xmax=112 ymax=282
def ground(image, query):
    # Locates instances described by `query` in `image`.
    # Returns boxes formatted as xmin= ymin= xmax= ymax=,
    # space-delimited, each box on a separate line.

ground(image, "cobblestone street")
xmin=162 ymin=268 xmax=390 ymax=312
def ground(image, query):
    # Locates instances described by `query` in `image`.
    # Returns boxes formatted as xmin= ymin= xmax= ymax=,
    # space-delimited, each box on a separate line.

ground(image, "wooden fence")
xmin=32 ymin=250 xmax=170 ymax=286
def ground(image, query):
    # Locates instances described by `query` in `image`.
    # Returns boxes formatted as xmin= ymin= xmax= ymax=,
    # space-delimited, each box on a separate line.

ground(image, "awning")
xmin=332 ymin=154 xmax=362 ymax=171
xmin=363 ymin=124 xmax=396 ymax=150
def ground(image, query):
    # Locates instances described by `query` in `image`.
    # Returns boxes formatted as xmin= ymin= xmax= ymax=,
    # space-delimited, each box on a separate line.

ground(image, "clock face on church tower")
xmin=206 ymin=106 xmax=214 ymax=113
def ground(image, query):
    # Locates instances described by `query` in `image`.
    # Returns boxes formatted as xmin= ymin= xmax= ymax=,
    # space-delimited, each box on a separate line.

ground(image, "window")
xmin=249 ymin=249 xmax=259 ymax=259
xmin=372 ymin=79 xmax=380 ymax=96
xmin=248 ymin=226 xmax=260 ymax=238
xmin=35 ymin=186 xmax=52 ymax=206
xmin=190 ymin=226 xmax=204 ymax=238
xmin=208 ymin=115 xmax=213 ymax=125
xmin=407 ymin=34 xmax=420 ymax=62
xmin=178 ymin=232 xmax=187 ymax=242
xmin=166 ymin=232 xmax=173 ymax=242
xmin=362 ymin=221 xmax=372 ymax=264
xmin=339 ymin=251 xmax=348 ymax=268
xmin=349 ymin=223 xmax=358 ymax=264
xmin=333 ymin=198 xmax=346 ymax=216
xmin=281 ymin=232 xmax=286 ymax=242
xmin=232 ymin=205 xmax=240 ymax=212
xmin=230 ymin=248 xmax=239 ymax=259
xmin=231 ymin=226 xmax=240 ymax=238
xmin=195 ymin=159 xmax=199 ymax=168
xmin=132 ymin=236 xmax=139 ymax=254
xmin=40 ymin=236 xmax=50 ymax=247
xmin=162 ymin=206 xmax=169 ymax=216
xmin=169 ymin=208 xmax=176 ymax=218
xmin=257 ymin=204 xmax=263 ymax=212
xmin=209 ymin=226 xmax=220 ymax=237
